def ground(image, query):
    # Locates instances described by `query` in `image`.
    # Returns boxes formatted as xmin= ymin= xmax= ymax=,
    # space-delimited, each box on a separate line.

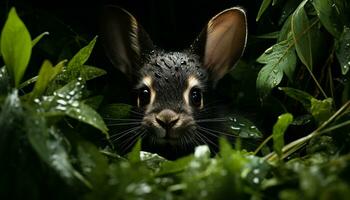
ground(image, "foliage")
xmin=1 ymin=0 xmax=350 ymax=199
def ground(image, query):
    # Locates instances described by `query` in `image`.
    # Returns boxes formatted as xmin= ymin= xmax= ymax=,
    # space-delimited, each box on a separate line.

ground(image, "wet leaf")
xmin=81 ymin=65 xmax=107 ymax=80
xmin=31 ymin=60 xmax=64 ymax=99
xmin=336 ymin=27 xmax=350 ymax=75
xmin=65 ymin=36 xmax=97 ymax=81
xmin=291 ymin=0 xmax=314 ymax=70
xmin=157 ymin=155 xmax=193 ymax=176
xmin=272 ymin=113 xmax=293 ymax=158
xmin=257 ymin=39 xmax=297 ymax=97
xmin=0 ymin=8 xmax=32 ymax=87
xmin=312 ymin=0 xmax=343 ymax=38
xmin=42 ymin=80 xmax=108 ymax=135
xmin=227 ymin=115 xmax=262 ymax=139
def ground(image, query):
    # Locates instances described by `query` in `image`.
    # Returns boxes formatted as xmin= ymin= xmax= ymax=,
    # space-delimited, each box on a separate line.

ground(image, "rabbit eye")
xmin=190 ymin=87 xmax=202 ymax=108
xmin=138 ymin=87 xmax=151 ymax=107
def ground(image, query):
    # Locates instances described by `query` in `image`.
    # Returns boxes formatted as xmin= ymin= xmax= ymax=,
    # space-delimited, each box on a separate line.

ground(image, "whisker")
xmin=120 ymin=129 xmax=145 ymax=151
xmin=196 ymin=119 xmax=229 ymax=123
xmin=110 ymin=126 xmax=142 ymax=141
xmin=196 ymin=130 xmax=219 ymax=149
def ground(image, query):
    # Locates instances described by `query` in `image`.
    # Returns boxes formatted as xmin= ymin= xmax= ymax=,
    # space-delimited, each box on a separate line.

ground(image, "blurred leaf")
xmin=272 ymin=113 xmax=293 ymax=158
xmin=32 ymin=32 xmax=49 ymax=47
xmin=0 ymin=67 xmax=11 ymax=95
xmin=279 ymin=87 xmax=313 ymax=109
xmin=336 ymin=27 xmax=350 ymax=75
xmin=100 ymin=103 xmax=132 ymax=119
xmin=83 ymin=95 xmax=103 ymax=110
xmin=292 ymin=0 xmax=313 ymax=70
xmin=257 ymin=39 xmax=297 ymax=97
xmin=157 ymin=155 xmax=193 ymax=176
xmin=255 ymin=31 xmax=280 ymax=39
xmin=0 ymin=8 xmax=32 ymax=87
xmin=310 ymin=98 xmax=333 ymax=124
xmin=312 ymin=0 xmax=343 ymax=38
xmin=31 ymin=60 xmax=64 ymax=99
xmin=127 ymin=139 xmax=141 ymax=163
xmin=256 ymin=0 xmax=272 ymax=21
xmin=65 ymin=36 xmax=97 ymax=81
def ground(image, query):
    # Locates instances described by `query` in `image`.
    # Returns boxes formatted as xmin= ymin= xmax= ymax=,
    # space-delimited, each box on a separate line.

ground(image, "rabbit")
xmin=100 ymin=5 xmax=247 ymax=159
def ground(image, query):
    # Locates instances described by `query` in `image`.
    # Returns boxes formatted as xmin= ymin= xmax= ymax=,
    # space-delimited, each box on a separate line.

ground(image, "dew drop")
xmin=253 ymin=177 xmax=260 ymax=184
xmin=265 ymin=47 xmax=273 ymax=54
xmin=230 ymin=126 xmax=241 ymax=131
xmin=57 ymin=99 xmax=67 ymax=105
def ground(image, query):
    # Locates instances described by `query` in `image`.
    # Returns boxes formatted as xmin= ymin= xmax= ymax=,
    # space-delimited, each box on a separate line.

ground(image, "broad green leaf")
xmin=312 ymin=0 xmax=343 ymax=38
xmin=31 ymin=60 xmax=64 ymax=99
xmin=81 ymin=65 xmax=107 ymax=80
xmin=256 ymin=0 xmax=272 ymax=21
xmin=27 ymin=121 xmax=91 ymax=188
xmin=127 ymin=139 xmax=141 ymax=163
xmin=226 ymin=115 xmax=262 ymax=139
xmin=292 ymin=0 xmax=313 ymax=70
xmin=279 ymin=87 xmax=313 ymax=109
xmin=310 ymin=98 xmax=333 ymax=124
xmin=42 ymin=80 xmax=108 ymax=135
xmin=65 ymin=36 xmax=97 ymax=81
xmin=336 ymin=27 xmax=350 ymax=75
xmin=83 ymin=95 xmax=103 ymax=110
xmin=32 ymin=32 xmax=49 ymax=47
xmin=0 ymin=8 xmax=32 ymax=87
xmin=256 ymin=39 xmax=297 ymax=97
xmin=272 ymin=113 xmax=293 ymax=158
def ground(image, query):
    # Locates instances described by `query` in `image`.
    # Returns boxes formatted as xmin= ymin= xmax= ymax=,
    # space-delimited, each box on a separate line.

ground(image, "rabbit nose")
xmin=155 ymin=109 xmax=179 ymax=130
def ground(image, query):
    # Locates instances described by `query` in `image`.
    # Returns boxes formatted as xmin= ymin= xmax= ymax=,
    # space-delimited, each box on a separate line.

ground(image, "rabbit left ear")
xmin=192 ymin=7 xmax=248 ymax=83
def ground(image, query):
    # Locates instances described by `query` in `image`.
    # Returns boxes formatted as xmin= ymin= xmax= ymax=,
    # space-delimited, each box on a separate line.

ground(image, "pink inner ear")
xmin=204 ymin=8 xmax=247 ymax=82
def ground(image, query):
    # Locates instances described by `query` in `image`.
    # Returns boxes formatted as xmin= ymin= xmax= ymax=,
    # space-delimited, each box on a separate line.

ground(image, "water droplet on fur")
xmin=154 ymin=72 xmax=161 ymax=78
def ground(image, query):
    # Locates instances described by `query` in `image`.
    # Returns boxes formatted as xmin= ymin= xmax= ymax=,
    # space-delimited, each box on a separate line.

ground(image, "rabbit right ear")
xmin=100 ymin=6 xmax=154 ymax=78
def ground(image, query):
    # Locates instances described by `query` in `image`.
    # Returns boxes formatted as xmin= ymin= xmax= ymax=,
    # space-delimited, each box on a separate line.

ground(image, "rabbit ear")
xmin=100 ymin=5 xmax=154 ymax=78
xmin=192 ymin=7 xmax=247 ymax=83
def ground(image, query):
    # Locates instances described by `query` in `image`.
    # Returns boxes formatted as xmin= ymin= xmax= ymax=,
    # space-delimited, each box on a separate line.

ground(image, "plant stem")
xmin=265 ymin=101 xmax=350 ymax=162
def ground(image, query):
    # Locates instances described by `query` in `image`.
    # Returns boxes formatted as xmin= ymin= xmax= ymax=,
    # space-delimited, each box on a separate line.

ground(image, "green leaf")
xmin=292 ymin=0 xmax=313 ymax=70
xmin=81 ymin=65 xmax=107 ymax=80
xmin=43 ymin=80 xmax=109 ymax=135
xmin=256 ymin=0 xmax=272 ymax=21
xmin=254 ymin=31 xmax=280 ymax=39
xmin=279 ymin=87 xmax=313 ymax=109
xmin=256 ymin=39 xmax=297 ymax=97
xmin=27 ymin=121 xmax=91 ymax=188
xmin=157 ymin=155 xmax=193 ymax=176
xmin=226 ymin=115 xmax=262 ymax=139
xmin=65 ymin=36 xmax=97 ymax=81
xmin=312 ymin=0 xmax=343 ymax=38
xmin=278 ymin=15 xmax=292 ymax=42
xmin=31 ymin=60 xmax=64 ymax=99
xmin=272 ymin=113 xmax=293 ymax=158
xmin=336 ymin=27 xmax=350 ymax=75
xmin=310 ymin=98 xmax=333 ymax=124
xmin=127 ymin=139 xmax=141 ymax=163
xmin=32 ymin=32 xmax=49 ymax=47
xmin=0 ymin=8 xmax=32 ymax=87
